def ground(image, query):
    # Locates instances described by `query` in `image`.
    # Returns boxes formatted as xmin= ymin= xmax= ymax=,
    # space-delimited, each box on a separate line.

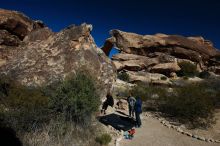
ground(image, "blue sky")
xmin=1 ymin=0 xmax=220 ymax=57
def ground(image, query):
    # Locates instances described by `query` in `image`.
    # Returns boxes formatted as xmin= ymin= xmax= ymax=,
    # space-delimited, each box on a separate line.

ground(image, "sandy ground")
xmin=120 ymin=116 xmax=219 ymax=146
xmin=100 ymin=106 xmax=220 ymax=146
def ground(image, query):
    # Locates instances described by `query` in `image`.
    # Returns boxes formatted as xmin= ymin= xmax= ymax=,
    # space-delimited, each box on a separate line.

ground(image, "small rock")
xmin=120 ymin=130 xmax=124 ymax=136
xmin=108 ymin=125 xmax=112 ymax=129
xmin=192 ymin=135 xmax=199 ymax=139
xmin=185 ymin=132 xmax=192 ymax=137
xmin=158 ymin=118 xmax=163 ymax=121
xmin=177 ymin=127 xmax=183 ymax=133
xmin=167 ymin=124 xmax=171 ymax=129
xmin=215 ymin=140 xmax=220 ymax=143
xmin=197 ymin=136 xmax=206 ymax=141
xmin=180 ymin=124 xmax=186 ymax=129
xmin=173 ymin=126 xmax=178 ymax=130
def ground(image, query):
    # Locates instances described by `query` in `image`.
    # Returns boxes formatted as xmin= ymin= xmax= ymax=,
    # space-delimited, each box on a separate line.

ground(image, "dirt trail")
xmin=119 ymin=116 xmax=219 ymax=146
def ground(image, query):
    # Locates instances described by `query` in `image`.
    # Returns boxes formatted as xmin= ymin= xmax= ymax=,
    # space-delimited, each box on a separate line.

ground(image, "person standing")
xmin=134 ymin=97 xmax=142 ymax=128
xmin=127 ymin=93 xmax=136 ymax=118
xmin=101 ymin=92 xmax=114 ymax=115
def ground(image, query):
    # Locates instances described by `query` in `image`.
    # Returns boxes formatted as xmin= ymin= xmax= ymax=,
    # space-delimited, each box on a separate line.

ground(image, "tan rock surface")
xmin=0 ymin=9 xmax=116 ymax=96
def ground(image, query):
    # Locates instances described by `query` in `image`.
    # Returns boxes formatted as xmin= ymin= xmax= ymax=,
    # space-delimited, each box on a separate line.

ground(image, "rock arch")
xmin=101 ymin=37 xmax=116 ymax=56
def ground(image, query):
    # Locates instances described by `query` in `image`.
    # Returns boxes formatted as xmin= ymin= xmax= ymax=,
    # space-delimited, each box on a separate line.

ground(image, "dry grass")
xmin=20 ymin=119 xmax=102 ymax=146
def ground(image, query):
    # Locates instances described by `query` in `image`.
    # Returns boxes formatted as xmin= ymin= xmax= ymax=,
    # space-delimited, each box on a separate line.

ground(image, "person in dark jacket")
xmin=127 ymin=93 xmax=136 ymax=118
xmin=134 ymin=97 xmax=142 ymax=128
xmin=101 ymin=92 xmax=114 ymax=115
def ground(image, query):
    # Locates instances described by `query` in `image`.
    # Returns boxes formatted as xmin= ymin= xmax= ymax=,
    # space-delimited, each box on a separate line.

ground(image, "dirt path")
xmin=120 ymin=116 xmax=219 ymax=146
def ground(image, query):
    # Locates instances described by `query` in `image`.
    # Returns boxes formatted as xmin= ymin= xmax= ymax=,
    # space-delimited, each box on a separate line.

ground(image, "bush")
xmin=20 ymin=118 xmax=100 ymax=146
xmin=0 ymin=82 xmax=49 ymax=131
xmin=48 ymin=71 xmax=100 ymax=125
xmin=159 ymin=84 xmax=215 ymax=128
xmin=183 ymin=76 xmax=189 ymax=80
xmin=177 ymin=62 xmax=198 ymax=77
xmin=199 ymin=71 xmax=211 ymax=79
xmin=160 ymin=76 xmax=167 ymax=80
xmin=131 ymin=83 xmax=166 ymax=102
xmin=95 ymin=133 xmax=112 ymax=146
xmin=0 ymin=71 xmax=102 ymax=145
xmin=117 ymin=71 xmax=129 ymax=82
xmin=0 ymin=70 xmax=100 ymax=129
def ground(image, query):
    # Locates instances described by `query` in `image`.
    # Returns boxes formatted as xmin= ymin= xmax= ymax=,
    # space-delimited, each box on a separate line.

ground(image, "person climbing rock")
xmin=127 ymin=93 xmax=136 ymax=118
xmin=134 ymin=97 xmax=142 ymax=128
xmin=101 ymin=92 xmax=114 ymax=115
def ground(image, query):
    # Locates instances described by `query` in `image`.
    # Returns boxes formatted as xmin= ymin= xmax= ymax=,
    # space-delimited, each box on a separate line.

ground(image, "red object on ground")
xmin=128 ymin=128 xmax=136 ymax=135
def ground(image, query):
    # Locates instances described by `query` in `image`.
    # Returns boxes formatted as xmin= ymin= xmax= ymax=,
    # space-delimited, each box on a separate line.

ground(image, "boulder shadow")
xmin=98 ymin=113 xmax=135 ymax=131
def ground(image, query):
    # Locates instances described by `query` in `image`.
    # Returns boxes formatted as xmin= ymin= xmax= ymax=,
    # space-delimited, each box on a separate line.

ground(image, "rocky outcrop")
xmin=126 ymin=71 xmax=172 ymax=86
xmin=103 ymin=30 xmax=220 ymax=61
xmin=0 ymin=9 xmax=44 ymax=40
xmin=0 ymin=9 xmax=116 ymax=96
xmin=102 ymin=29 xmax=220 ymax=79
xmin=112 ymin=79 xmax=135 ymax=97
xmin=150 ymin=62 xmax=181 ymax=75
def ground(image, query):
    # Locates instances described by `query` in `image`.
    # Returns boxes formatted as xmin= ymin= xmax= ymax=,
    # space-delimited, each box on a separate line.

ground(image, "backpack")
xmin=129 ymin=97 xmax=136 ymax=107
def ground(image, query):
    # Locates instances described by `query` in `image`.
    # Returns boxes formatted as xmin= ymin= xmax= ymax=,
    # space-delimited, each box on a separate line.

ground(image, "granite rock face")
xmin=0 ymin=9 xmax=116 ymax=96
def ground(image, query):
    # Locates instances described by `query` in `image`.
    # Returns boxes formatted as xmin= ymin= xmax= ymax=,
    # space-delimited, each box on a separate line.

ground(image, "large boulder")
xmin=102 ymin=29 xmax=220 ymax=76
xmin=126 ymin=71 xmax=172 ymax=86
xmin=0 ymin=9 xmax=44 ymax=40
xmin=112 ymin=53 xmax=149 ymax=61
xmin=150 ymin=62 xmax=181 ymax=75
xmin=103 ymin=30 xmax=220 ymax=62
xmin=112 ymin=57 xmax=159 ymax=71
xmin=0 ymin=9 xmax=116 ymax=97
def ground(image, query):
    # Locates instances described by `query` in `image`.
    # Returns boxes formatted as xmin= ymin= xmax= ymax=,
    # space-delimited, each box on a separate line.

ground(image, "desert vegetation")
xmin=177 ymin=62 xmax=199 ymax=77
xmin=130 ymin=78 xmax=220 ymax=128
xmin=117 ymin=71 xmax=130 ymax=82
xmin=0 ymin=71 xmax=106 ymax=145
xmin=95 ymin=133 xmax=112 ymax=146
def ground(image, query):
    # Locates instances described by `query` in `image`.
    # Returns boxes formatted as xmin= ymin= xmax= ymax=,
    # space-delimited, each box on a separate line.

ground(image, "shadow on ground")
xmin=98 ymin=112 xmax=135 ymax=131
xmin=0 ymin=127 xmax=22 ymax=146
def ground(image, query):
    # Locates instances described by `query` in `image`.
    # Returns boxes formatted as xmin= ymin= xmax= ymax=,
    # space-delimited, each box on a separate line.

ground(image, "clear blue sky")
xmin=1 ymin=0 xmax=220 ymax=57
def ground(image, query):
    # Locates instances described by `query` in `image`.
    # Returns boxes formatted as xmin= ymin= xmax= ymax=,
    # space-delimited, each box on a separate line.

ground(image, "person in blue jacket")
xmin=134 ymin=97 xmax=142 ymax=128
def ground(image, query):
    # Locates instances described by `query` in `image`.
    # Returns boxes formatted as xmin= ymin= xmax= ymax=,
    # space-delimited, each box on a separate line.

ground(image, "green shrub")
xmin=199 ymin=71 xmax=211 ymax=79
xmin=160 ymin=76 xmax=167 ymax=80
xmin=0 ymin=70 xmax=100 ymax=131
xmin=0 ymin=84 xmax=49 ymax=131
xmin=48 ymin=71 xmax=100 ymax=125
xmin=117 ymin=71 xmax=129 ymax=82
xmin=0 ymin=72 xmax=102 ymax=145
xmin=159 ymin=84 xmax=215 ymax=128
xmin=131 ymin=83 xmax=166 ymax=101
xmin=178 ymin=62 xmax=198 ymax=77
xmin=95 ymin=133 xmax=112 ymax=146
xmin=183 ymin=76 xmax=189 ymax=80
